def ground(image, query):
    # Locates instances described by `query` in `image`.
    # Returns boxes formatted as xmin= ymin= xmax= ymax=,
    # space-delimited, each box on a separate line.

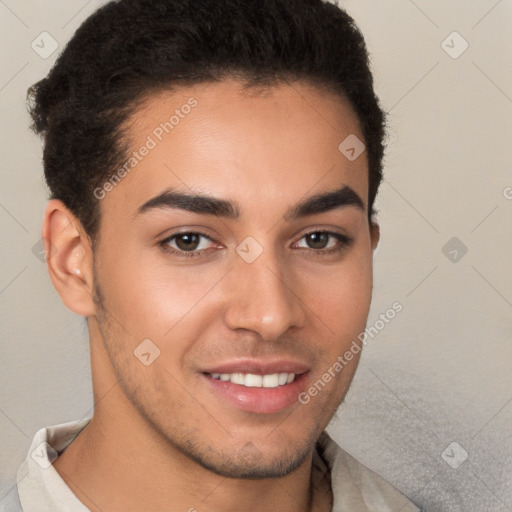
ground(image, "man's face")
xmin=90 ymin=79 xmax=378 ymax=478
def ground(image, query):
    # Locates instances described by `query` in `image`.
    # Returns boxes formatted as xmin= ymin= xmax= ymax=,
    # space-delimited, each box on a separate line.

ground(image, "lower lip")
xmin=202 ymin=373 xmax=309 ymax=414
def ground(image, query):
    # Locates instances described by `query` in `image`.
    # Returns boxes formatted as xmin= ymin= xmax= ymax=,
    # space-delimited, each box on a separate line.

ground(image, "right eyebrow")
xmin=136 ymin=188 xmax=240 ymax=219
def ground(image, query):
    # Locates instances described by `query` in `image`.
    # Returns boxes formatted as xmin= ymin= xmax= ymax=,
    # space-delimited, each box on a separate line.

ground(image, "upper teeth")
xmin=210 ymin=372 xmax=295 ymax=388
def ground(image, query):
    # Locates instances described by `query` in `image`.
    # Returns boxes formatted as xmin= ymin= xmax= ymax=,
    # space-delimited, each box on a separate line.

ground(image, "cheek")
xmin=297 ymin=254 xmax=373 ymax=340
xmin=97 ymin=244 xmax=228 ymax=336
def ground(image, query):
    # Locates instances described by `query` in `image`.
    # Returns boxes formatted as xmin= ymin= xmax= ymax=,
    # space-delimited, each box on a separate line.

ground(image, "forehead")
xmin=102 ymin=78 xmax=369 ymax=219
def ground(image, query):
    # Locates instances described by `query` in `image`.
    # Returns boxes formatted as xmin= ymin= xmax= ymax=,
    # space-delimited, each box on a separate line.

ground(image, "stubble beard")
xmin=91 ymin=269 xmax=334 ymax=480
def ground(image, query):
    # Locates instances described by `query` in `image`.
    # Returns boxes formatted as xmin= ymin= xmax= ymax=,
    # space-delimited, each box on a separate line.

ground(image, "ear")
xmin=370 ymin=221 xmax=380 ymax=252
xmin=41 ymin=199 xmax=96 ymax=317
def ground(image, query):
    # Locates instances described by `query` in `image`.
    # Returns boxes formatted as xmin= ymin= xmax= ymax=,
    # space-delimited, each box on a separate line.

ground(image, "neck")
xmin=54 ymin=413 xmax=321 ymax=512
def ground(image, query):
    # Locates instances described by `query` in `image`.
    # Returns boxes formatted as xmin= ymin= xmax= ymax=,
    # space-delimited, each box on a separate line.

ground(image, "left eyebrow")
xmin=135 ymin=184 xmax=365 ymax=220
xmin=283 ymin=185 xmax=365 ymax=221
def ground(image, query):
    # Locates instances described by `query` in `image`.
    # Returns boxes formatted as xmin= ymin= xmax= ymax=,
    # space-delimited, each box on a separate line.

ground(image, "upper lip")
xmin=201 ymin=359 xmax=310 ymax=375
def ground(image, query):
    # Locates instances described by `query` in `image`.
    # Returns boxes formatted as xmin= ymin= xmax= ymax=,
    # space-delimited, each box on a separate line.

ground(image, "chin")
xmin=177 ymin=428 xmax=319 ymax=479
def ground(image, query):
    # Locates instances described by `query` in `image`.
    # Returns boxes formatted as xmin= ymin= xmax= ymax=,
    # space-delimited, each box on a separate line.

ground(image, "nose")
xmin=222 ymin=246 xmax=306 ymax=341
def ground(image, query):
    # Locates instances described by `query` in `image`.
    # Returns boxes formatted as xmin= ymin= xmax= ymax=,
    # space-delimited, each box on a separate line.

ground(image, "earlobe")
xmin=42 ymin=199 xmax=96 ymax=317
xmin=370 ymin=221 xmax=380 ymax=251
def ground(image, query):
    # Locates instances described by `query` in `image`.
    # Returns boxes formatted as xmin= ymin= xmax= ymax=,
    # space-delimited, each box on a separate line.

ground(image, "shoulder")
xmin=0 ymin=478 xmax=23 ymax=512
xmin=317 ymin=432 xmax=421 ymax=512
xmin=10 ymin=418 xmax=92 ymax=512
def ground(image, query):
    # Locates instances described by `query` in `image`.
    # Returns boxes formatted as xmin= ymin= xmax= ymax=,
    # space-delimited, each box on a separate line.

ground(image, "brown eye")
xmin=160 ymin=232 xmax=216 ymax=258
xmin=304 ymin=232 xmax=330 ymax=249
xmin=174 ymin=233 xmax=201 ymax=251
xmin=295 ymin=231 xmax=353 ymax=253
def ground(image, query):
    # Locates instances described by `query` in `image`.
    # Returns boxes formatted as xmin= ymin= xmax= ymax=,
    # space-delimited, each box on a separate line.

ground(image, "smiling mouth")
xmin=206 ymin=372 xmax=296 ymax=388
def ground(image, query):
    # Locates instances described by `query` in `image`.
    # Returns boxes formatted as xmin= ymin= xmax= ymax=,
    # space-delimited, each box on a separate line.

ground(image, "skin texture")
xmin=45 ymin=78 xmax=380 ymax=512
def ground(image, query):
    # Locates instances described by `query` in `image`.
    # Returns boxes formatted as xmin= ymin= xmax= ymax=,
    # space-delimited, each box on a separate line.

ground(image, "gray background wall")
xmin=1 ymin=1 xmax=511 ymax=510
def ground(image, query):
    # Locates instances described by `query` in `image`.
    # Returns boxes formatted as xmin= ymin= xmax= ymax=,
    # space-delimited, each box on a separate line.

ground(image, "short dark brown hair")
xmin=28 ymin=0 xmax=386 ymax=240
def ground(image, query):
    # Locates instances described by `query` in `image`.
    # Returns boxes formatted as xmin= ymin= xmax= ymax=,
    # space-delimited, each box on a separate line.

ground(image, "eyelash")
xmin=158 ymin=231 xmax=353 ymax=259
